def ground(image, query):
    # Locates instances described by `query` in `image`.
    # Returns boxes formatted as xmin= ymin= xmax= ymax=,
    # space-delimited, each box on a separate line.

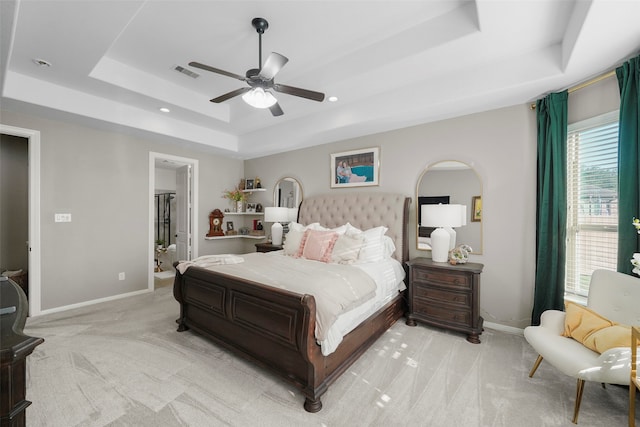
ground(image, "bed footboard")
xmin=173 ymin=264 xmax=404 ymax=412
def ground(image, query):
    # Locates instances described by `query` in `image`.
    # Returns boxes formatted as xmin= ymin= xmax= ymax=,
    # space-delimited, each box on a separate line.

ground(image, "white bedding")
xmin=322 ymin=257 xmax=406 ymax=355
xmin=180 ymin=251 xmax=405 ymax=355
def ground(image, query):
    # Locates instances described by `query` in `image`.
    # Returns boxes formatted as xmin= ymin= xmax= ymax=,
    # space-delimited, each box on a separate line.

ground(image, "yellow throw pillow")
xmin=562 ymin=301 xmax=612 ymax=344
xmin=583 ymin=324 xmax=632 ymax=353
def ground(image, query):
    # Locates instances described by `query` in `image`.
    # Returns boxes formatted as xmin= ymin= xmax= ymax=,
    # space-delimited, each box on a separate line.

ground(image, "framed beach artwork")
xmin=330 ymin=147 xmax=380 ymax=188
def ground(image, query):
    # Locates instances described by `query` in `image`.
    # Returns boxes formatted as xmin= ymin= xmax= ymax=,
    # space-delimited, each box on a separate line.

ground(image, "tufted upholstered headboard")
xmin=297 ymin=193 xmax=411 ymax=264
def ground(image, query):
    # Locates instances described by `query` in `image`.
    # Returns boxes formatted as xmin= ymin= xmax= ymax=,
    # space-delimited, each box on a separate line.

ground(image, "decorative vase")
xmin=236 ymin=200 xmax=244 ymax=213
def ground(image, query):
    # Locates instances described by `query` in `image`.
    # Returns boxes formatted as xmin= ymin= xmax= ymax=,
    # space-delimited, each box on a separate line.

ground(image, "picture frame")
xmin=330 ymin=147 xmax=380 ymax=188
xmin=472 ymin=196 xmax=482 ymax=222
xmin=226 ymin=221 xmax=234 ymax=231
xmin=246 ymin=203 xmax=256 ymax=213
xmin=245 ymin=179 xmax=254 ymax=190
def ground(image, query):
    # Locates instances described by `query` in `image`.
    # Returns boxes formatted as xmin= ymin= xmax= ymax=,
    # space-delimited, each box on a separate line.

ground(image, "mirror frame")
xmin=273 ymin=177 xmax=303 ymax=209
xmin=415 ymin=160 xmax=483 ymax=254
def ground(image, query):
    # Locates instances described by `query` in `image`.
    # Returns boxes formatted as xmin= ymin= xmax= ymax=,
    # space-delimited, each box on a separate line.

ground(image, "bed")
xmin=173 ymin=192 xmax=410 ymax=412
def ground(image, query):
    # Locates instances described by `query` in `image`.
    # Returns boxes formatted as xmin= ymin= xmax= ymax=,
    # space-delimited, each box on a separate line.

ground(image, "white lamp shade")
xmin=287 ymin=208 xmax=299 ymax=222
xmin=264 ymin=207 xmax=289 ymax=223
xmin=242 ymin=88 xmax=277 ymax=109
xmin=421 ymin=204 xmax=463 ymax=228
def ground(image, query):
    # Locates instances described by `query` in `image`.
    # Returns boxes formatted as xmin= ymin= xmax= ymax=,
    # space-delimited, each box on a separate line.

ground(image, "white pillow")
xmin=345 ymin=224 xmax=389 ymax=263
xmin=307 ymin=222 xmax=348 ymax=235
xmin=283 ymin=222 xmax=311 ymax=255
xmin=331 ymin=233 xmax=365 ymax=264
xmin=382 ymin=235 xmax=396 ymax=259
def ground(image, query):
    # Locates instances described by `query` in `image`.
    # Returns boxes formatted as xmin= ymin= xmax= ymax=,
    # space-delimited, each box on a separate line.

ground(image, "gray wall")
xmin=1 ymin=110 xmax=245 ymax=311
xmin=0 ymin=74 xmax=619 ymax=324
xmin=245 ymin=76 xmax=620 ymax=329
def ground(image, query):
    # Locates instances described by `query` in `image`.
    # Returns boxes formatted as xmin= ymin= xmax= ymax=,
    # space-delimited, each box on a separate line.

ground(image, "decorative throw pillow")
xmin=299 ymin=230 xmax=339 ymax=263
xmin=345 ymin=224 xmax=389 ymax=263
xmin=331 ymin=233 xmax=365 ymax=264
xmin=563 ymin=301 xmax=614 ymax=343
xmin=562 ymin=301 xmax=630 ymax=353
xmin=283 ymin=222 xmax=308 ymax=256
xmin=582 ymin=324 xmax=632 ymax=354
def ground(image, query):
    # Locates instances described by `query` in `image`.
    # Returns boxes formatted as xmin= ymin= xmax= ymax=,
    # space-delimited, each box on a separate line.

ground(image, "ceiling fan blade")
xmin=269 ymin=102 xmax=284 ymax=117
xmin=259 ymin=52 xmax=288 ymax=80
xmin=210 ymin=87 xmax=251 ymax=103
xmin=273 ymin=84 xmax=325 ymax=102
xmin=189 ymin=61 xmax=246 ymax=81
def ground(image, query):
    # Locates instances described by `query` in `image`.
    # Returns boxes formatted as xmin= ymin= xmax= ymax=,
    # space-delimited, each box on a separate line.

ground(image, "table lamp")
xmin=421 ymin=204 xmax=463 ymax=262
xmin=264 ymin=207 xmax=289 ymax=246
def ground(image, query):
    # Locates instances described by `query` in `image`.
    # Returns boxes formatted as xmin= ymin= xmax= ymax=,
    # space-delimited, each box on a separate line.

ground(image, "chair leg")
xmin=631 ymin=380 xmax=636 ymax=427
xmin=572 ymin=379 xmax=585 ymax=424
xmin=529 ymin=355 xmax=544 ymax=378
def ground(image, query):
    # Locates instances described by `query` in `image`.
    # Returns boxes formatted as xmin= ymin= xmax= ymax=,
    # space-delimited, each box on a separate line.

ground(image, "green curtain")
xmin=616 ymin=55 xmax=640 ymax=274
xmin=531 ymin=91 xmax=568 ymax=326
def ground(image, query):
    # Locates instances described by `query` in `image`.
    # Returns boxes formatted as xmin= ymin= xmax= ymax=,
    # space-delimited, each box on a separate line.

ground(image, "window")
xmin=565 ymin=111 xmax=619 ymax=297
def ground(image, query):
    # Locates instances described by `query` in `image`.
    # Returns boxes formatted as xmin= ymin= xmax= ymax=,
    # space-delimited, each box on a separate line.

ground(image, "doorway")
xmin=148 ymin=152 xmax=198 ymax=290
xmin=0 ymin=124 xmax=41 ymax=315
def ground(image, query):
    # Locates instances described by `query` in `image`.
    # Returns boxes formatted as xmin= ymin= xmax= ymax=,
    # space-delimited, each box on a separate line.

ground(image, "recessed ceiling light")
xmin=159 ymin=107 xmax=170 ymax=113
xmin=33 ymin=58 xmax=51 ymax=67
xmin=328 ymin=96 xmax=338 ymax=102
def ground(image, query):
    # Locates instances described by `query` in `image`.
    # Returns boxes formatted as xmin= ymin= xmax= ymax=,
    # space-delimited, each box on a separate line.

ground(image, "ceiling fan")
xmin=189 ymin=17 xmax=325 ymax=117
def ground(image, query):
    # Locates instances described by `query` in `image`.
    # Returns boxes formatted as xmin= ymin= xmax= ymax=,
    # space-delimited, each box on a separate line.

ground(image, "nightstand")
xmin=255 ymin=242 xmax=283 ymax=253
xmin=406 ymin=258 xmax=484 ymax=343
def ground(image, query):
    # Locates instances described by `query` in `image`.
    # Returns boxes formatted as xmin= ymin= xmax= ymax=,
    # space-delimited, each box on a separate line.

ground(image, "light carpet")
xmin=23 ymin=286 xmax=637 ymax=427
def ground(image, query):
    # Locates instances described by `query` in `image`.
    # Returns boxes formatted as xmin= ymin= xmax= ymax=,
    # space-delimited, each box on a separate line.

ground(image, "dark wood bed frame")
xmin=173 ymin=193 xmax=410 ymax=412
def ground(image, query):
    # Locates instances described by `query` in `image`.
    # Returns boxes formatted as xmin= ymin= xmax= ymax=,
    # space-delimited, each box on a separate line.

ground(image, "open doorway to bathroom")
xmin=0 ymin=124 xmax=41 ymax=315
xmin=149 ymin=152 xmax=198 ymax=290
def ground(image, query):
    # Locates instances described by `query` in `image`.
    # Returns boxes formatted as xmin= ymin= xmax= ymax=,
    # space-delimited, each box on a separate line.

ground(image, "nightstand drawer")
xmin=412 ymin=268 xmax=471 ymax=290
xmin=414 ymin=286 xmax=470 ymax=307
xmin=412 ymin=300 xmax=471 ymax=326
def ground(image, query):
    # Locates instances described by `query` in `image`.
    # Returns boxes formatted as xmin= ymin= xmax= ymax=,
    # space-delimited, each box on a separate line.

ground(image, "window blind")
xmin=565 ymin=111 xmax=619 ymax=297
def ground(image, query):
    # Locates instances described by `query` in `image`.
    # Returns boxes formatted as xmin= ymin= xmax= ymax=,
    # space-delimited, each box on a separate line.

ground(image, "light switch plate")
xmin=54 ymin=213 xmax=72 ymax=222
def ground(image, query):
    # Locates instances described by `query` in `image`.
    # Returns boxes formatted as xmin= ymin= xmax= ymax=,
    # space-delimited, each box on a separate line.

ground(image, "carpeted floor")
xmin=23 ymin=286 xmax=638 ymax=427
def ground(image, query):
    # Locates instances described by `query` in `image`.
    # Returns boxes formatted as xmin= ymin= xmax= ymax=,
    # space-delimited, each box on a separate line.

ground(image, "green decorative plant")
xmin=223 ymin=188 xmax=247 ymax=202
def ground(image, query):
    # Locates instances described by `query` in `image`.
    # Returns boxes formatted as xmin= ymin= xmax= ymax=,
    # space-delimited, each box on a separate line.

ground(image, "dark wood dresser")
xmin=405 ymin=258 xmax=484 ymax=343
xmin=1 ymin=277 xmax=44 ymax=426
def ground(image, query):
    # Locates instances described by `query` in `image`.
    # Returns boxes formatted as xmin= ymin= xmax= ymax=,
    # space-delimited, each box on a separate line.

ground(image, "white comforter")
xmin=182 ymin=252 xmax=378 ymax=342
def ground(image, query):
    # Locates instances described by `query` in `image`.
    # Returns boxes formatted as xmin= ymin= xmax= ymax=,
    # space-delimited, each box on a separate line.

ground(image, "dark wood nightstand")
xmin=406 ymin=258 xmax=484 ymax=343
xmin=255 ymin=242 xmax=283 ymax=253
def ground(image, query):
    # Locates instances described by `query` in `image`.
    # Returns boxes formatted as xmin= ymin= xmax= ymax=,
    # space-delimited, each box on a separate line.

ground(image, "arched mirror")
xmin=416 ymin=161 xmax=483 ymax=254
xmin=273 ymin=177 xmax=303 ymax=208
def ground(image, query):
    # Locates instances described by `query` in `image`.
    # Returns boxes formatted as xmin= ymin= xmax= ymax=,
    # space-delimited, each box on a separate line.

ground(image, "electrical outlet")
xmin=118 ymin=272 xmax=125 ymax=281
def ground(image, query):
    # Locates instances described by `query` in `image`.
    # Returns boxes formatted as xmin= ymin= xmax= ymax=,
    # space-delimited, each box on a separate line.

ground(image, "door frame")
xmin=148 ymin=152 xmax=198 ymax=290
xmin=0 ymin=124 xmax=41 ymax=315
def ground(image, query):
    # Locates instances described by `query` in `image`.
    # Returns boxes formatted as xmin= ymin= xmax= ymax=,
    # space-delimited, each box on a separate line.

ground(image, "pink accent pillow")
xmin=298 ymin=230 xmax=339 ymax=263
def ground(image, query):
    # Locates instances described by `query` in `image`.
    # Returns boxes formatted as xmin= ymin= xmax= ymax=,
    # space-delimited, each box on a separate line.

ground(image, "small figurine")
xmin=256 ymin=221 xmax=263 ymax=231
xmin=255 ymin=178 xmax=261 ymax=188
xmin=239 ymin=178 xmax=246 ymax=190
xmin=449 ymin=244 xmax=472 ymax=265
xmin=256 ymin=203 xmax=263 ymax=213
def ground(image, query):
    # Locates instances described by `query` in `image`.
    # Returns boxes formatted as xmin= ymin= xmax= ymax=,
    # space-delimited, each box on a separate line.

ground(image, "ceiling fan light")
xmin=242 ymin=87 xmax=277 ymax=109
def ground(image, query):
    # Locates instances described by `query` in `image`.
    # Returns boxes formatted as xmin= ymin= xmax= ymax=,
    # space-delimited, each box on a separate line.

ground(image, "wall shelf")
xmin=204 ymin=235 xmax=266 ymax=240
xmin=224 ymin=212 xmax=264 ymax=216
xmin=242 ymin=188 xmax=266 ymax=193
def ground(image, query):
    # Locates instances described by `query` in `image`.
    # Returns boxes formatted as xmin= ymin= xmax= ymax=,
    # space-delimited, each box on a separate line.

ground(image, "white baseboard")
xmin=36 ymin=288 xmax=152 ymax=317
xmin=483 ymin=321 xmax=524 ymax=335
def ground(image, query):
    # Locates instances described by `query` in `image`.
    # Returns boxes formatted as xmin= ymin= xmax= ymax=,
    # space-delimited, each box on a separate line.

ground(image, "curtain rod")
xmin=529 ymin=69 xmax=617 ymax=110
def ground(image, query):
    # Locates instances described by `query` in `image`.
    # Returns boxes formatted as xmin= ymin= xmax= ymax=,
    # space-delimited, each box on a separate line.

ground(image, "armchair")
xmin=524 ymin=269 xmax=640 ymax=424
